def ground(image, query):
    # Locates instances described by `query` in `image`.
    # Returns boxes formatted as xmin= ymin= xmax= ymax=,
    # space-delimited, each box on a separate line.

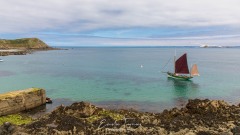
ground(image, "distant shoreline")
xmin=0 ymin=48 xmax=59 ymax=56
xmin=53 ymin=45 xmax=240 ymax=48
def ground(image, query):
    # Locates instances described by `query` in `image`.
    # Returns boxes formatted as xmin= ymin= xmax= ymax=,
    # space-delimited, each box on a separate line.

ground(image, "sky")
xmin=0 ymin=0 xmax=240 ymax=46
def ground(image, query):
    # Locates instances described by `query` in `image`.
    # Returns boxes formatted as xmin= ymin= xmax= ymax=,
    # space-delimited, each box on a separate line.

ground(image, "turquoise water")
xmin=1 ymin=47 xmax=240 ymax=112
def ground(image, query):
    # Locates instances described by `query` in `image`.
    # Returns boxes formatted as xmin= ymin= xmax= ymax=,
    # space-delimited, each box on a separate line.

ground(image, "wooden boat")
xmin=167 ymin=53 xmax=199 ymax=80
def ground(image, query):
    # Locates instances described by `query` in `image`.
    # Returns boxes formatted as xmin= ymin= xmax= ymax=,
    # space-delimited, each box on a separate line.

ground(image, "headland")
xmin=0 ymin=38 xmax=57 ymax=56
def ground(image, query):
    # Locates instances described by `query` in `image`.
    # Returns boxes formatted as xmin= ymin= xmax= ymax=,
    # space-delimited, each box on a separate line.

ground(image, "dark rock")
xmin=7 ymin=125 xmax=15 ymax=133
xmin=186 ymin=99 xmax=229 ymax=114
xmin=232 ymin=126 xmax=240 ymax=134
xmin=219 ymin=132 xmax=233 ymax=135
xmin=3 ymin=122 xmax=11 ymax=129
xmin=64 ymin=102 xmax=96 ymax=118
xmin=197 ymin=131 xmax=215 ymax=135
xmin=0 ymin=122 xmax=15 ymax=135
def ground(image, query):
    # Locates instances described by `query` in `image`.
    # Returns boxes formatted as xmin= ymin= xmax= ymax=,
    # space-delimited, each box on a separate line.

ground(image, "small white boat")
xmin=0 ymin=59 xmax=3 ymax=62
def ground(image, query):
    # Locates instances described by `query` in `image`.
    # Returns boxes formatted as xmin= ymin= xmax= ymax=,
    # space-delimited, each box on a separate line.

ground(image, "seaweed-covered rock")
xmin=5 ymin=99 xmax=239 ymax=134
xmin=0 ymin=122 xmax=15 ymax=135
xmin=63 ymin=102 xmax=96 ymax=117
xmin=186 ymin=99 xmax=229 ymax=113
xmin=232 ymin=126 xmax=240 ymax=134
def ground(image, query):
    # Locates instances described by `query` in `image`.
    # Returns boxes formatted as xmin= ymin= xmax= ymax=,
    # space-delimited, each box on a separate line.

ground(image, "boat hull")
xmin=167 ymin=72 xmax=193 ymax=80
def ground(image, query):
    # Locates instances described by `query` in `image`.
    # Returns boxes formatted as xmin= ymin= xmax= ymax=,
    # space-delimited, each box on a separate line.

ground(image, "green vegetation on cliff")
xmin=0 ymin=38 xmax=51 ymax=49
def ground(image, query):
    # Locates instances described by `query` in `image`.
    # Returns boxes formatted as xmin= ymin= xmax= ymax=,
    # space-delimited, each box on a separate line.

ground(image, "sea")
xmin=1 ymin=47 xmax=240 ymax=112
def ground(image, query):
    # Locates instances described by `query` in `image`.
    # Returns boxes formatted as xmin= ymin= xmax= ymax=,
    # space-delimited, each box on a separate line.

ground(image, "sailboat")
xmin=167 ymin=53 xmax=199 ymax=80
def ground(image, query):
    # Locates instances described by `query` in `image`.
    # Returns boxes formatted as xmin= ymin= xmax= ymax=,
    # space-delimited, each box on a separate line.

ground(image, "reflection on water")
xmin=167 ymin=78 xmax=200 ymax=107
xmin=0 ymin=70 xmax=15 ymax=77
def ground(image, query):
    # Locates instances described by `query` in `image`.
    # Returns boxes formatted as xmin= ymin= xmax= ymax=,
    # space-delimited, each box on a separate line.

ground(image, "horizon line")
xmin=51 ymin=45 xmax=240 ymax=48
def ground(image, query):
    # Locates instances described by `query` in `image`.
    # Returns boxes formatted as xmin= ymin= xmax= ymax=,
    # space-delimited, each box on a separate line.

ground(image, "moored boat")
xmin=167 ymin=53 xmax=199 ymax=80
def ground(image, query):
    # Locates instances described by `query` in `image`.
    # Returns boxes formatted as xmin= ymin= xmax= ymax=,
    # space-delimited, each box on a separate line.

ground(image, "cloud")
xmin=1 ymin=0 xmax=240 ymax=33
xmin=0 ymin=0 xmax=240 ymax=46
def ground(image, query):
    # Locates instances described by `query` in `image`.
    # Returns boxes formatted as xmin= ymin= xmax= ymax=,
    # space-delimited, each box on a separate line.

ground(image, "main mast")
xmin=174 ymin=49 xmax=176 ymax=73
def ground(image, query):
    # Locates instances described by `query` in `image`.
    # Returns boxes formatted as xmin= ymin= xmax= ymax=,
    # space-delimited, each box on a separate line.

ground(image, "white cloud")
xmin=1 ymin=0 xmax=240 ymax=46
xmin=1 ymin=0 xmax=240 ymax=33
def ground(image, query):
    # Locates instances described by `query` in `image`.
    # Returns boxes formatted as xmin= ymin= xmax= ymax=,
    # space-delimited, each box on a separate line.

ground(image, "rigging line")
xmin=161 ymin=57 xmax=172 ymax=72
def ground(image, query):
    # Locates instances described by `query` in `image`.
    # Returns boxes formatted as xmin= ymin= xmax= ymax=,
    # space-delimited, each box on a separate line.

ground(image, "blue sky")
xmin=0 ymin=0 xmax=240 ymax=46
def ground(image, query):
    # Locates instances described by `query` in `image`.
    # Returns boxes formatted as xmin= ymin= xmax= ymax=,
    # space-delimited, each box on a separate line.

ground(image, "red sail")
xmin=175 ymin=53 xmax=189 ymax=74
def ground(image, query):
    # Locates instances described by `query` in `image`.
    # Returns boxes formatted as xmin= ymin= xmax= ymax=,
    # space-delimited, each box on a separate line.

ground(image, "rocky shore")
xmin=0 ymin=99 xmax=239 ymax=135
xmin=0 ymin=48 xmax=58 ymax=56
